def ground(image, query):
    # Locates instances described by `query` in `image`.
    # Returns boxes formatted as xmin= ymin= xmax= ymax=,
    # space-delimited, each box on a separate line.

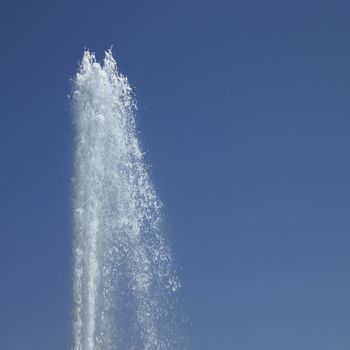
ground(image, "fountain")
xmin=72 ymin=50 xmax=182 ymax=349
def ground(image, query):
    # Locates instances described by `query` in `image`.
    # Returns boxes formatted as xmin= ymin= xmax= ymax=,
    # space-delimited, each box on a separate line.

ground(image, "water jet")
xmin=72 ymin=50 xmax=181 ymax=350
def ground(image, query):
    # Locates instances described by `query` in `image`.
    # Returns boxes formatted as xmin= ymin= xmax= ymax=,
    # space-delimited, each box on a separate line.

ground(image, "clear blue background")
xmin=0 ymin=0 xmax=349 ymax=349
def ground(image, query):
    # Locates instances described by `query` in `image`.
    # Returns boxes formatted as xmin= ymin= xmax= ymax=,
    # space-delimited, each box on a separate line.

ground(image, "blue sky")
xmin=0 ymin=0 xmax=349 ymax=349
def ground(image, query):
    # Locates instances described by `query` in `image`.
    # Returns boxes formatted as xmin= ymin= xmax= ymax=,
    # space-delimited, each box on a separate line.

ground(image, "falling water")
xmin=72 ymin=50 xmax=182 ymax=350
